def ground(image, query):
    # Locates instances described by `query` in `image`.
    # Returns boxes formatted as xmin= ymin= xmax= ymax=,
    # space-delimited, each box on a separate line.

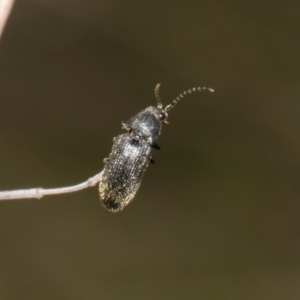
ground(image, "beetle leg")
xmin=122 ymin=122 xmax=131 ymax=132
xmin=149 ymin=156 xmax=155 ymax=164
xmin=150 ymin=143 xmax=160 ymax=150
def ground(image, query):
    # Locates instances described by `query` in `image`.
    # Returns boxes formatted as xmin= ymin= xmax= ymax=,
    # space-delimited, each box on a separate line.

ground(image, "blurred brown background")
xmin=0 ymin=0 xmax=300 ymax=299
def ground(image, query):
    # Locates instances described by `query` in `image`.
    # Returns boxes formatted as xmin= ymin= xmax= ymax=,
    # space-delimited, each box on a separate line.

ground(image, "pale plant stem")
xmin=0 ymin=0 xmax=105 ymax=201
xmin=0 ymin=0 xmax=14 ymax=39
xmin=0 ymin=171 xmax=103 ymax=200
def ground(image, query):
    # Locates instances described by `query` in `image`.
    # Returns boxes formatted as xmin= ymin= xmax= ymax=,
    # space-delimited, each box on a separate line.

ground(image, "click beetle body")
xmin=99 ymin=84 xmax=214 ymax=212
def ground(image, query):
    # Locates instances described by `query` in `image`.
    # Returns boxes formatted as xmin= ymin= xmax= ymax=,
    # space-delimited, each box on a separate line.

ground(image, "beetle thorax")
xmin=122 ymin=106 xmax=163 ymax=144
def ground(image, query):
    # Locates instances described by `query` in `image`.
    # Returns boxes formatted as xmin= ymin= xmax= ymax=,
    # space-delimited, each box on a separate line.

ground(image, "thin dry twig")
xmin=0 ymin=0 xmax=14 ymax=39
xmin=0 ymin=171 xmax=103 ymax=200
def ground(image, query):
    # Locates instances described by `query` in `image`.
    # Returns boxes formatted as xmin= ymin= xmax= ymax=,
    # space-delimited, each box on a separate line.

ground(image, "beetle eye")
xmin=159 ymin=112 xmax=167 ymax=121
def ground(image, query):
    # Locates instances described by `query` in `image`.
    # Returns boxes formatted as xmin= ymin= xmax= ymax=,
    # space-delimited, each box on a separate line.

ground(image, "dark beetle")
xmin=99 ymin=84 xmax=214 ymax=212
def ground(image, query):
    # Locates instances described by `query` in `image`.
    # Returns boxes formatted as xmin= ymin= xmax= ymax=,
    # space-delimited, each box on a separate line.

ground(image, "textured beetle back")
xmin=99 ymin=134 xmax=151 ymax=212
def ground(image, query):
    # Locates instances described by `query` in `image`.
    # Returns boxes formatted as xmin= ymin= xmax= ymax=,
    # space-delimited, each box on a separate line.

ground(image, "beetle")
xmin=99 ymin=83 xmax=214 ymax=212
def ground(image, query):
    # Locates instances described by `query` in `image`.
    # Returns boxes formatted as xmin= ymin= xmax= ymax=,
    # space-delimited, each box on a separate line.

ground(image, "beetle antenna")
xmin=165 ymin=86 xmax=214 ymax=112
xmin=154 ymin=83 xmax=163 ymax=109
